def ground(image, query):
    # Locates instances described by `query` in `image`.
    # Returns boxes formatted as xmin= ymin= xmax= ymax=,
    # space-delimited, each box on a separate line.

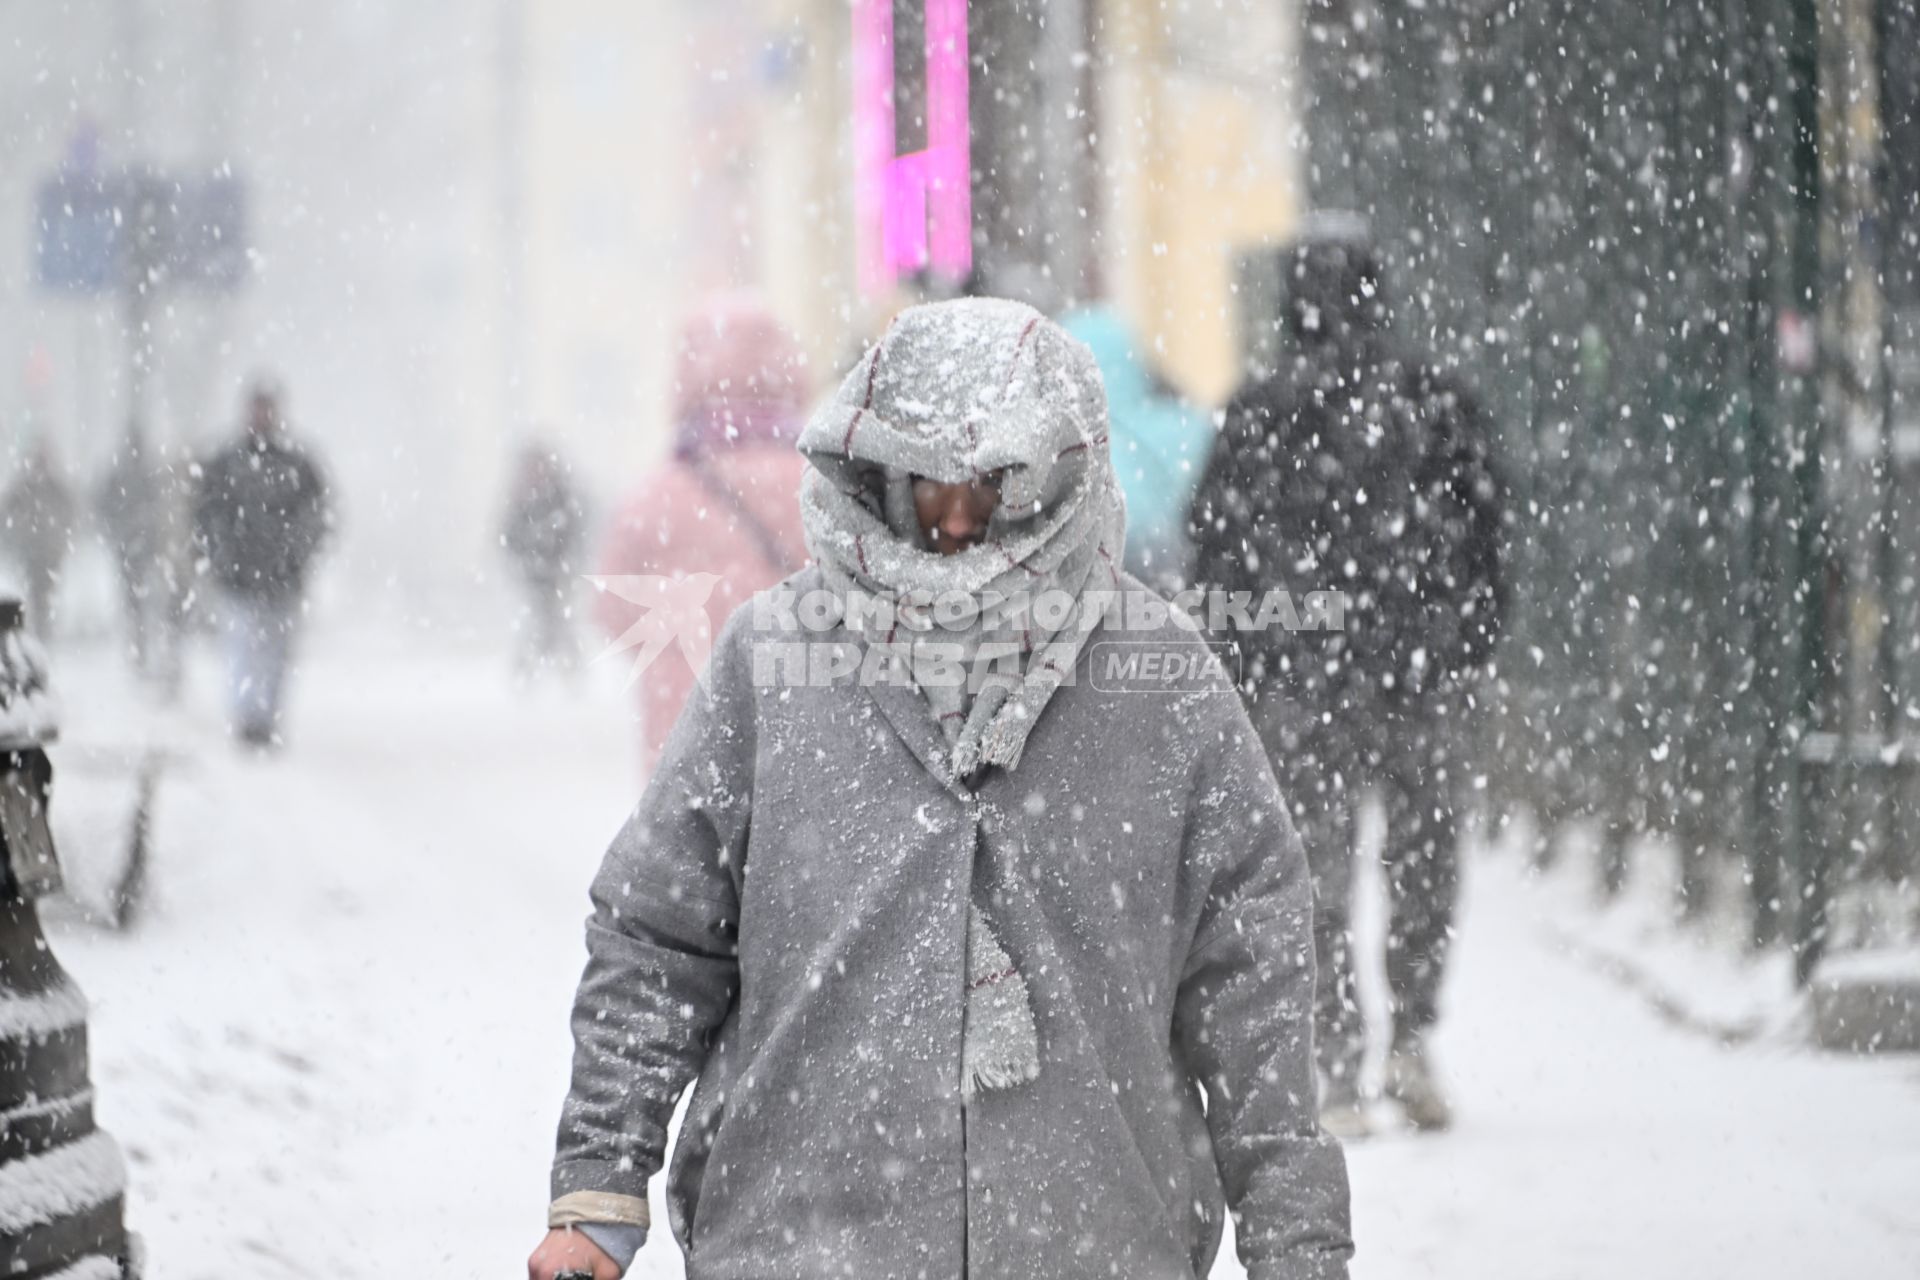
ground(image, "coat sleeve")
xmin=1173 ymin=708 xmax=1353 ymax=1280
xmin=549 ymin=611 xmax=755 ymax=1225
xmin=190 ymin=455 xmax=223 ymax=555
xmin=1186 ymin=386 xmax=1260 ymax=598
xmin=295 ymin=450 xmax=334 ymax=563
xmin=1187 ymin=382 xmax=1315 ymax=684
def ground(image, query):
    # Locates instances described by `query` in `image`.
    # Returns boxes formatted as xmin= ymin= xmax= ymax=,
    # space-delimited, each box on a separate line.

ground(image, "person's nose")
xmin=940 ymin=492 xmax=978 ymax=541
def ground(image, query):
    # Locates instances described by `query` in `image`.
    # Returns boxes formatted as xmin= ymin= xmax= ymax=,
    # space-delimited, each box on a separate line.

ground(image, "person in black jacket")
xmin=1191 ymin=220 xmax=1505 ymax=1136
xmin=194 ymin=382 xmax=331 ymax=747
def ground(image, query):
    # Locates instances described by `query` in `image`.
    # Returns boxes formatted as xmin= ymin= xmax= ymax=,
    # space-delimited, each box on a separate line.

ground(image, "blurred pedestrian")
xmin=594 ymin=295 xmax=809 ymax=782
xmin=193 ymin=381 xmax=332 ymax=748
xmin=1191 ymin=219 xmax=1506 ymax=1136
xmin=501 ymin=440 xmax=587 ymax=679
xmin=148 ymin=443 xmax=198 ymax=697
xmin=528 ymin=298 xmax=1351 ymax=1280
xmin=0 ymin=437 xmax=77 ymax=637
xmin=1059 ymin=306 xmax=1214 ymax=590
xmin=95 ymin=416 xmax=165 ymax=673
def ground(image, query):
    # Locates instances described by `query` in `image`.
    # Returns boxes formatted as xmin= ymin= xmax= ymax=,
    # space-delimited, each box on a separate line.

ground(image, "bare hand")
xmin=527 ymin=1227 xmax=621 ymax=1280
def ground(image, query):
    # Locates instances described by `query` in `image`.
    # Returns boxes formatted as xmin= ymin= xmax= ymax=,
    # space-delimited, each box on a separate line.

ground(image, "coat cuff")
xmin=548 ymin=1189 xmax=651 ymax=1231
xmin=552 ymin=1157 xmax=651 ymax=1207
xmin=1251 ymin=1254 xmax=1351 ymax=1280
xmin=575 ymin=1222 xmax=647 ymax=1272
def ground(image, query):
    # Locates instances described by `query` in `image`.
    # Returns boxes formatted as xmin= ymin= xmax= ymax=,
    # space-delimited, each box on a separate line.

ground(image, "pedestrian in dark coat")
xmin=193 ymin=382 xmax=331 ymax=746
xmin=1190 ymin=221 xmax=1506 ymax=1134
xmin=501 ymin=440 xmax=586 ymax=677
xmin=529 ymin=299 xmax=1352 ymax=1280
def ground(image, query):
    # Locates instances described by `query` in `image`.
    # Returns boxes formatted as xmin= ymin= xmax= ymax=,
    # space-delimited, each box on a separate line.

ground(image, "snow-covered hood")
xmin=792 ymin=297 xmax=1129 ymax=775
xmin=794 ymin=296 xmax=1125 ymax=593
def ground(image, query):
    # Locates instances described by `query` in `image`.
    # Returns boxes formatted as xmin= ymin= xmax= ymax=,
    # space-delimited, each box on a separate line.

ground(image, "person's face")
xmin=248 ymin=392 xmax=279 ymax=435
xmin=912 ymin=473 xmax=1002 ymax=556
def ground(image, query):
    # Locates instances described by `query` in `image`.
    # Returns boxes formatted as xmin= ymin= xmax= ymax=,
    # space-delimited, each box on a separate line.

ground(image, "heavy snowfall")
xmin=2 ymin=2 xmax=1919 ymax=1278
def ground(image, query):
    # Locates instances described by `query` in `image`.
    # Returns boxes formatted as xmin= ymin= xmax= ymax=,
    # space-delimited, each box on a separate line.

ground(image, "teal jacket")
xmin=1060 ymin=308 xmax=1215 ymax=586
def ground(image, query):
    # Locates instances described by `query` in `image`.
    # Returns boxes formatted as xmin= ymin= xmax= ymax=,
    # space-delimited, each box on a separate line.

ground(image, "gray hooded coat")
xmin=551 ymin=311 xmax=1352 ymax=1280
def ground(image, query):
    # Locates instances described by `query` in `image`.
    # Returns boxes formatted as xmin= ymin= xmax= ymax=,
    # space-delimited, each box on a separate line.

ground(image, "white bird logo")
xmin=585 ymin=573 xmax=723 ymax=694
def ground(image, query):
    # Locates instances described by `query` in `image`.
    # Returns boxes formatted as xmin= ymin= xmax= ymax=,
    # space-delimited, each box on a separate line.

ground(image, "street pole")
xmin=1782 ymin=0 xmax=1829 ymax=978
xmin=966 ymin=0 xmax=1094 ymax=306
xmin=116 ymin=0 xmax=151 ymax=435
xmin=1739 ymin=0 xmax=1790 ymax=949
xmin=1036 ymin=0 xmax=1089 ymax=304
xmin=496 ymin=0 xmax=529 ymax=444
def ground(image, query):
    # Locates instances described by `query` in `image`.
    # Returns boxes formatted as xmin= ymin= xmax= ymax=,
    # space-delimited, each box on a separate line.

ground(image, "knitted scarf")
xmin=796 ymin=298 xmax=1128 ymax=1100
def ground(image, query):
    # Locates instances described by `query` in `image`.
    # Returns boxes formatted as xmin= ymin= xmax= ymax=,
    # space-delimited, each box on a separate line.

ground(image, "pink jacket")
xmin=600 ymin=296 xmax=813 ymax=780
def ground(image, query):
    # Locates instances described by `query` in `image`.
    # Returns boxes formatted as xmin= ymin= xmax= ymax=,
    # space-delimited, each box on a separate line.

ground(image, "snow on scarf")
xmin=796 ymin=297 xmax=1128 ymax=1100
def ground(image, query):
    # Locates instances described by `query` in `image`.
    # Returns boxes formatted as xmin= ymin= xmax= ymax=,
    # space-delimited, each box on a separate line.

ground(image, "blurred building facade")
xmin=1 ymin=0 xmax=1309 ymax=618
xmin=0 ymin=3 xmax=505 ymax=617
xmin=1280 ymin=0 xmax=1920 ymax=975
xmin=755 ymin=0 xmax=1307 ymax=406
xmin=1098 ymin=0 xmax=1304 ymax=404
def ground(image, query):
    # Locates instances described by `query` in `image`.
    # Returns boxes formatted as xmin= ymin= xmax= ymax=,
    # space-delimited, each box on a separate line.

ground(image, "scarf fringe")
xmin=963 ymin=903 xmax=1041 ymax=1101
xmin=964 ymin=1057 xmax=1041 ymax=1100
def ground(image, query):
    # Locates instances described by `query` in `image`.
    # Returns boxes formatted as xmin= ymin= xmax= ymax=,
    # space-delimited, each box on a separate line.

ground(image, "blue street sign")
xmin=33 ymin=169 xmax=249 ymax=296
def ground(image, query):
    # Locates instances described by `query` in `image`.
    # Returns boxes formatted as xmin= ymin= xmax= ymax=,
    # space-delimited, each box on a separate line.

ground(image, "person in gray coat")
xmin=529 ymin=299 xmax=1352 ymax=1280
xmin=0 ymin=437 xmax=76 ymax=637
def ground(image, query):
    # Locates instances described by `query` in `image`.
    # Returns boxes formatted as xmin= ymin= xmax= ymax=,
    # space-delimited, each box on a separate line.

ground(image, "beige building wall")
xmin=521 ymin=2 xmax=690 ymax=477
xmin=758 ymin=0 xmax=861 ymax=380
xmin=1101 ymin=0 xmax=1304 ymax=407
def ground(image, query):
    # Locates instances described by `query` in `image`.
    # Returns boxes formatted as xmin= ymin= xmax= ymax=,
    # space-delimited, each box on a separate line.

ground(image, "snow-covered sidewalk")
xmin=39 ymin=636 xmax=1920 ymax=1278
xmin=1341 ymin=852 xmax=1920 ymax=1277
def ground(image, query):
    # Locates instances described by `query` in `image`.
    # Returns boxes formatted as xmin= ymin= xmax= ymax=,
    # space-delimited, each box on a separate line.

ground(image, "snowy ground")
xmin=37 ymin=630 xmax=1920 ymax=1278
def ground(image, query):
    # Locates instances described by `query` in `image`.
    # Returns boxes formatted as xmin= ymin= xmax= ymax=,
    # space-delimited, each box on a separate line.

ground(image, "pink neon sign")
xmin=854 ymin=0 xmax=972 ymax=294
